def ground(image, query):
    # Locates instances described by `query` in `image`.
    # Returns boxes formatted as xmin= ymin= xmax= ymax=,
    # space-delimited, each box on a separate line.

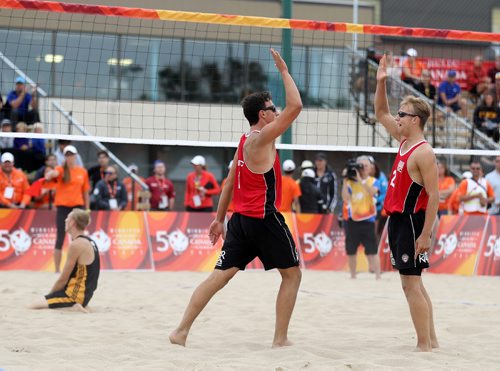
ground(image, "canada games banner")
xmin=475 ymin=216 xmax=500 ymax=276
xmin=428 ymin=215 xmax=486 ymax=276
xmin=147 ymin=212 xmax=223 ymax=271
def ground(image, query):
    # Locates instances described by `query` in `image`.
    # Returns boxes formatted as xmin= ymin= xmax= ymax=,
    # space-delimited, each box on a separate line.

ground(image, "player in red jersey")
xmin=170 ymin=49 xmax=302 ymax=348
xmin=375 ymin=54 xmax=440 ymax=352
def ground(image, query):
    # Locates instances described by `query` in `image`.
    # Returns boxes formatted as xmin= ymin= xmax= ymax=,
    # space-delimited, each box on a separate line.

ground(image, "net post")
xmin=280 ymin=0 xmax=293 ymax=162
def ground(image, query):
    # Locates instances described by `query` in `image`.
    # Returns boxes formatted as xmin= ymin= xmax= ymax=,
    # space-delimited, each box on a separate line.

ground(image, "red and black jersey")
xmin=233 ymin=132 xmax=282 ymax=219
xmin=384 ymin=139 xmax=429 ymax=215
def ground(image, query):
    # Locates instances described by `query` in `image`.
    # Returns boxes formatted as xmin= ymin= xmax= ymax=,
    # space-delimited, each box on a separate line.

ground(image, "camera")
xmin=345 ymin=159 xmax=363 ymax=181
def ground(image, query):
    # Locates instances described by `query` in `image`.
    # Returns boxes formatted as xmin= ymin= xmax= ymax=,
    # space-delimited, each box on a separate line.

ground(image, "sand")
xmin=1 ymin=270 xmax=499 ymax=370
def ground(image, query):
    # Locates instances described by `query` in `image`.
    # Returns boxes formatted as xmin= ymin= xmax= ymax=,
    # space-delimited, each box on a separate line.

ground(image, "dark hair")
xmin=241 ymin=91 xmax=272 ymax=126
xmin=58 ymin=139 xmax=71 ymax=146
xmin=97 ymin=150 xmax=109 ymax=158
xmin=437 ymin=159 xmax=450 ymax=177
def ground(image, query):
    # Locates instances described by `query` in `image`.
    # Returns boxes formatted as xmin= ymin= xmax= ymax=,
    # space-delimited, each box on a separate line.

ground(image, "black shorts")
xmin=45 ymin=290 xmax=93 ymax=309
xmin=387 ymin=211 xmax=430 ymax=273
xmin=345 ymin=219 xmax=377 ymax=255
xmin=216 ymin=212 xmax=300 ymax=271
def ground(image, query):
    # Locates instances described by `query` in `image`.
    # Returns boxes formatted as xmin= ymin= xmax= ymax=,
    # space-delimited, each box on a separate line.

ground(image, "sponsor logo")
xmin=303 ymin=232 xmax=333 ymax=256
xmin=402 ymin=254 xmax=409 ymax=263
xmin=418 ymin=253 xmax=429 ymax=263
xmin=390 ymin=251 xmax=396 ymax=266
xmin=155 ymin=229 xmax=189 ymax=255
xmin=484 ymin=235 xmax=500 ymax=258
xmin=216 ymin=250 xmax=226 ymax=267
xmin=397 ymin=160 xmax=405 ymax=173
xmin=91 ymin=229 xmax=111 ymax=253
xmin=10 ymin=228 xmax=32 ymax=254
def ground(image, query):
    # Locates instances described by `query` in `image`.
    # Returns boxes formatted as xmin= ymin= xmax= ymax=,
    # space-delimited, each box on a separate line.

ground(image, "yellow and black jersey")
xmin=45 ymin=235 xmax=100 ymax=308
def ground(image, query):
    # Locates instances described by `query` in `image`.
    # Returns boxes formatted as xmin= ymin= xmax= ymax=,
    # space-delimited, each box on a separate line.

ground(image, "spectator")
xmin=491 ymin=72 xmax=500 ymax=106
xmin=184 ymin=155 xmax=220 ymax=212
xmin=300 ymin=160 xmax=314 ymax=170
xmin=0 ymin=119 xmax=14 ymax=150
xmin=416 ymin=69 xmax=436 ymax=101
xmin=473 ymin=92 xmax=500 ymax=142
xmin=88 ymin=150 xmax=110 ymax=190
xmin=123 ymin=163 xmax=145 ymax=211
xmin=6 ymin=76 xmax=39 ymax=125
xmin=314 ymin=152 xmax=337 ymax=213
xmin=13 ymin=122 xmax=29 ymax=151
xmin=280 ymin=159 xmax=301 ymax=213
xmin=92 ymin=165 xmax=127 ymax=211
xmin=31 ymin=122 xmax=46 ymax=157
xmin=220 ymin=160 xmax=234 ymax=212
xmin=145 ymin=160 xmax=175 ymax=211
xmin=341 ymin=156 xmax=380 ymax=280
xmin=54 ymin=140 xmax=83 ymax=167
xmin=487 ymin=55 xmax=500 ymax=85
xmin=448 ymin=171 xmax=471 ymax=215
xmin=299 ymin=168 xmax=323 ymax=213
xmin=367 ymin=156 xmax=388 ymax=243
xmin=45 ymin=145 xmax=90 ymax=272
xmin=34 ymin=153 xmax=57 ymax=181
xmin=438 ymin=70 xmax=466 ymax=115
xmin=457 ymin=161 xmax=495 ymax=215
xmin=401 ymin=48 xmax=424 ymax=89
xmin=468 ymin=55 xmax=490 ymax=101
xmin=437 ymin=160 xmax=456 ymax=217
xmin=27 ymin=166 xmax=57 ymax=209
xmin=0 ymin=152 xmax=30 ymax=208
xmin=485 ymin=156 xmax=500 ymax=215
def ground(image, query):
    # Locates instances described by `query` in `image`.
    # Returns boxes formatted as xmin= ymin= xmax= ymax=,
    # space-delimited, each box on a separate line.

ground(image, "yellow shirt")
xmin=346 ymin=177 xmax=377 ymax=221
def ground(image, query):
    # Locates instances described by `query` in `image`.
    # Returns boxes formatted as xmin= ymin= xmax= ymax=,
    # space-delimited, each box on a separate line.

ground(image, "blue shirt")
xmin=7 ymin=91 xmax=32 ymax=115
xmin=438 ymin=81 xmax=461 ymax=105
xmin=31 ymin=138 xmax=46 ymax=155
xmin=374 ymin=172 xmax=388 ymax=213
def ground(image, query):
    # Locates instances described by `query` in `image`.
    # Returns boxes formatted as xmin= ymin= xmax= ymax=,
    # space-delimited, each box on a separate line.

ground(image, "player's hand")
xmin=208 ymin=220 xmax=224 ymax=245
xmin=479 ymin=195 xmax=488 ymax=206
xmin=270 ymin=48 xmax=288 ymax=74
xmin=415 ymin=234 xmax=431 ymax=259
xmin=376 ymin=54 xmax=387 ymax=81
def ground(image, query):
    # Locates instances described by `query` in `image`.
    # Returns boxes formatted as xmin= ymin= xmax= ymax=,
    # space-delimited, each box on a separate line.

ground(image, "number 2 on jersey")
xmin=390 ymin=170 xmax=397 ymax=188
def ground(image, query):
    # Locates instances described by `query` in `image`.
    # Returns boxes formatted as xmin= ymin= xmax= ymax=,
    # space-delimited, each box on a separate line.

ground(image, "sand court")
xmin=1 ymin=270 xmax=499 ymax=369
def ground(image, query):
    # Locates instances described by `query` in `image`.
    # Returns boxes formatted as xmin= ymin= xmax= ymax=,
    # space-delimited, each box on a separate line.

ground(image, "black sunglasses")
xmin=262 ymin=105 xmax=277 ymax=113
xmin=397 ymin=111 xmax=419 ymax=118
xmin=104 ymin=171 xmax=115 ymax=175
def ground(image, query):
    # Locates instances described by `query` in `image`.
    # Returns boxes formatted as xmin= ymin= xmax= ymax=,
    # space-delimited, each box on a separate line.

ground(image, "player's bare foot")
xmin=71 ymin=303 xmax=89 ymax=313
xmin=169 ymin=329 xmax=188 ymax=346
xmin=272 ymin=339 xmax=293 ymax=348
xmin=431 ymin=340 xmax=440 ymax=349
xmin=414 ymin=343 xmax=432 ymax=352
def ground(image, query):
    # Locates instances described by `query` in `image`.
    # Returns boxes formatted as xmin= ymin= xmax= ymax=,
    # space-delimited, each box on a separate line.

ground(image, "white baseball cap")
xmin=301 ymin=168 xmax=315 ymax=178
xmin=282 ymin=159 xmax=296 ymax=172
xmin=63 ymin=145 xmax=78 ymax=155
xmin=301 ymin=160 xmax=314 ymax=169
xmin=191 ymin=155 xmax=206 ymax=166
xmin=1 ymin=152 xmax=14 ymax=163
xmin=462 ymin=171 xmax=472 ymax=179
xmin=406 ymin=48 xmax=418 ymax=57
xmin=128 ymin=163 xmax=138 ymax=172
xmin=228 ymin=160 xmax=233 ymax=170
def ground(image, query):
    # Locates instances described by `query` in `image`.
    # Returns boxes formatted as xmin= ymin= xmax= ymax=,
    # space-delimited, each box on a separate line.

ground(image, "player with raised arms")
xmin=170 ymin=48 xmax=302 ymax=348
xmin=375 ymin=54 xmax=440 ymax=352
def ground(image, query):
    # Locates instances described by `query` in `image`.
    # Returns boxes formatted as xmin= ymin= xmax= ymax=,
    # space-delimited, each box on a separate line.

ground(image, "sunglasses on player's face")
xmin=262 ymin=105 xmax=277 ymax=113
xmin=397 ymin=111 xmax=419 ymax=118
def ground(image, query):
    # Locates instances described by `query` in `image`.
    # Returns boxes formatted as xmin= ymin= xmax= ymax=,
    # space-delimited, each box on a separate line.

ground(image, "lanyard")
xmin=107 ymin=181 xmax=117 ymax=198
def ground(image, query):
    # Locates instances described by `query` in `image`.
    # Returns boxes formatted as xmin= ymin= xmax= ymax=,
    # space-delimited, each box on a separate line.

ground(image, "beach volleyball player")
xmin=375 ymin=54 xmax=440 ymax=352
xmin=30 ymin=209 xmax=100 ymax=313
xmin=170 ymin=49 xmax=302 ymax=348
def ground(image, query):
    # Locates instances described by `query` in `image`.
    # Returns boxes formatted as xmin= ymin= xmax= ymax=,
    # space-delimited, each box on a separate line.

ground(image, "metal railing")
xmin=0 ymin=51 xmax=148 ymax=191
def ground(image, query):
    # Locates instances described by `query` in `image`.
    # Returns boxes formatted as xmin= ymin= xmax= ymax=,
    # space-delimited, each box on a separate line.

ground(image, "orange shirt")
xmin=184 ymin=170 xmax=220 ymax=209
xmin=221 ymin=177 xmax=234 ymax=212
xmin=280 ymin=176 xmax=301 ymax=212
xmin=123 ymin=176 xmax=145 ymax=210
xmin=54 ymin=166 xmax=90 ymax=207
xmin=27 ymin=177 xmax=57 ymax=209
xmin=438 ymin=176 xmax=455 ymax=211
xmin=402 ymin=59 xmax=424 ymax=80
xmin=0 ymin=168 xmax=30 ymax=206
xmin=447 ymin=188 xmax=461 ymax=214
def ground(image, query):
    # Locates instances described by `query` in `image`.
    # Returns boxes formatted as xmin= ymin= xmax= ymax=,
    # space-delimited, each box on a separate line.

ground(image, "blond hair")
xmin=401 ymin=95 xmax=431 ymax=129
xmin=70 ymin=209 xmax=91 ymax=230
xmin=15 ymin=121 xmax=27 ymax=132
xmin=33 ymin=122 xmax=44 ymax=132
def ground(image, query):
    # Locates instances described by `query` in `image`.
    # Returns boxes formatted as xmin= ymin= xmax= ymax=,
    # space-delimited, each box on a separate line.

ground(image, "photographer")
xmin=341 ymin=156 xmax=380 ymax=279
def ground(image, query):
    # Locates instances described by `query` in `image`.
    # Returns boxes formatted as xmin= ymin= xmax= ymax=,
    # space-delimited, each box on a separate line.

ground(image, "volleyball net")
xmin=0 ymin=0 xmax=499 ymax=161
